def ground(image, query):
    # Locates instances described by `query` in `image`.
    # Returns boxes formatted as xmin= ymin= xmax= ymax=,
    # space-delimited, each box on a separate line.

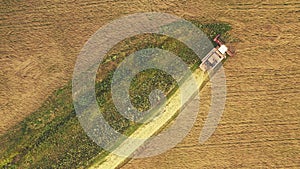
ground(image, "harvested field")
xmin=0 ymin=0 xmax=299 ymax=168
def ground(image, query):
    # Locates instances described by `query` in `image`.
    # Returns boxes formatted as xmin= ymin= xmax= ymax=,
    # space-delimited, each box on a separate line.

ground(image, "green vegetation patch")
xmin=0 ymin=21 xmax=232 ymax=168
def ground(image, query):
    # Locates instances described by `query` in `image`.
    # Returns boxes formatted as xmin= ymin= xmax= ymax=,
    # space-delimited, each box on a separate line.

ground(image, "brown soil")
xmin=1 ymin=0 xmax=299 ymax=168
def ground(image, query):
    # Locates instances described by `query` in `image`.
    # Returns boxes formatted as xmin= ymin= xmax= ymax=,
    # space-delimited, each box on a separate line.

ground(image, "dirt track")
xmin=1 ymin=0 xmax=299 ymax=168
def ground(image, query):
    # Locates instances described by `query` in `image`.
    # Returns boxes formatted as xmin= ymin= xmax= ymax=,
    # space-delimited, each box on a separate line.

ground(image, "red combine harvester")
xmin=199 ymin=35 xmax=234 ymax=72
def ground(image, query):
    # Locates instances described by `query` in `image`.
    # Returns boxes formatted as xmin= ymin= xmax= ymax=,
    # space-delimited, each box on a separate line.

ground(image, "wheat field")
xmin=0 ymin=0 xmax=299 ymax=168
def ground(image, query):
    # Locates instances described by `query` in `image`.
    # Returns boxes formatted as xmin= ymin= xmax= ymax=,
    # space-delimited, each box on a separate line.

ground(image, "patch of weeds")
xmin=0 ymin=20 xmax=232 ymax=168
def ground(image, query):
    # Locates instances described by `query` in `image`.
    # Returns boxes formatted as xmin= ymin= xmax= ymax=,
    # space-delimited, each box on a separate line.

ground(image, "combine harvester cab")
xmin=199 ymin=35 xmax=234 ymax=72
